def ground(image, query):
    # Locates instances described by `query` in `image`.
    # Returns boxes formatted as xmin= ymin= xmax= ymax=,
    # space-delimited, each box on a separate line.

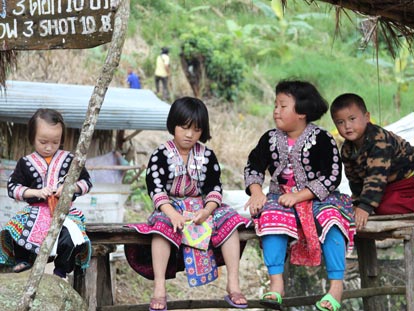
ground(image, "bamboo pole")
xmin=96 ymin=286 xmax=406 ymax=310
xmin=17 ymin=0 xmax=130 ymax=309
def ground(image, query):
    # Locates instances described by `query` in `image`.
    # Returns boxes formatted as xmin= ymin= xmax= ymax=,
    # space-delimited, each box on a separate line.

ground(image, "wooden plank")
xmin=361 ymin=220 xmax=414 ymax=233
xmin=1 ymin=0 xmax=115 ymax=51
xmin=85 ymin=224 xmax=258 ymax=245
xmin=367 ymin=214 xmax=414 ymax=221
xmin=81 ymin=220 xmax=414 ymax=311
xmin=84 ymin=222 xmax=414 ymax=245
xmin=96 ymin=286 xmax=406 ymax=310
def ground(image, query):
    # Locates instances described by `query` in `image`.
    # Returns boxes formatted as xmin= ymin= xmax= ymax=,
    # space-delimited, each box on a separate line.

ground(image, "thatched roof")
xmin=318 ymin=0 xmax=414 ymax=29
xmin=312 ymin=0 xmax=414 ymax=55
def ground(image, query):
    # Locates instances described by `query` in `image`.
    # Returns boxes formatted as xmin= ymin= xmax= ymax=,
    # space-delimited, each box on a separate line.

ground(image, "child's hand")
xmin=169 ymin=210 xmax=190 ymax=233
xmin=244 ymin=192 xmax=267 ymax=217
xmin=278 ymin=193 xmax=300 ymax=208
xmin=38 ymin=187 xmax=54 ymax=199
xmin=354 ymin=207 xmax=369 ymax=230
xmin=54 ymin=185 xmax=64 ymax=197
xmin=193 ymin=209 xmax=210 ymax=225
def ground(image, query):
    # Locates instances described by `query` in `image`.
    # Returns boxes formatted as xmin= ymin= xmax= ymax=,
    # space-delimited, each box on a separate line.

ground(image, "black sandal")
xmin=13 ymin=261 xmax=32 ymax=273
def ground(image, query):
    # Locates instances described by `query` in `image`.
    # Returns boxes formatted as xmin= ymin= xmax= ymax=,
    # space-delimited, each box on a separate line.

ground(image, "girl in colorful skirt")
xmin=124 ymin=97 xmax=251 ymax=311
xmin=0 ymin=108 xmax=92 ymax=278
xmin=244 ymin=80 xmax=355 ymax=311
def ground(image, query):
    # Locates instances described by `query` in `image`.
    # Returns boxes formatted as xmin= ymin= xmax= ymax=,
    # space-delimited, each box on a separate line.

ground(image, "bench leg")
xmin=405 ymin=229 xmax=414 ymax=311
xmin=355 ymin=236 xmax=386 ymax=311
xmin=73 ymin=246 xmax=115 ymax=311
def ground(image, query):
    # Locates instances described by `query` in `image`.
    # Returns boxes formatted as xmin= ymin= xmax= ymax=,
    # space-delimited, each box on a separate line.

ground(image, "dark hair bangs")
xmin=166 ymin=97 xmax=211 ymax=143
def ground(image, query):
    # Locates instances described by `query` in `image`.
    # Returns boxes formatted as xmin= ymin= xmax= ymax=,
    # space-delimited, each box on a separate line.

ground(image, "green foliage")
xmin=180 ymin=28 xmax=247 ymax=101
xmin=125 ymin=0 xmax=413 ymax=123
xmin=123 ymin=169 xmax=153 ymax=213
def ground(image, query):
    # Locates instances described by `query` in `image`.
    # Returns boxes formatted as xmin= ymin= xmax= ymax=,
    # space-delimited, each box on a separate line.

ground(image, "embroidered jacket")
xmin=8 ymin=150 xmax=92 ymax=204
xmin=244 ymin=123 xmax=342 ymax=200
xmin=146 ymin=140 xmax=223 ymax=210
xmin=341 ymin=122 xmax=414 ymax=214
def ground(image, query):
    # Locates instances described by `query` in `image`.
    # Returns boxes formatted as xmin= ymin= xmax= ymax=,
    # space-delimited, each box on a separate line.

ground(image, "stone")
xmin=0 ymin=270 xmax=87 ymax=311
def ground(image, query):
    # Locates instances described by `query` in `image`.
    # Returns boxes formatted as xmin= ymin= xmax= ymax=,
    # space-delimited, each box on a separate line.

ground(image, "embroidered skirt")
xmin=255 ymin=191 xmax=355 ymax=253
xmin=0 ymin=203 xmax=91 ymax=269
xmin=124 ymin=196 xmax=251 ymax=281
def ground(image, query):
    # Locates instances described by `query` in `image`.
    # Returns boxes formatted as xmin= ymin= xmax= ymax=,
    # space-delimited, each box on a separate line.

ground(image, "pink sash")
xmin=281 ymin=185 xmax=321 ymax=266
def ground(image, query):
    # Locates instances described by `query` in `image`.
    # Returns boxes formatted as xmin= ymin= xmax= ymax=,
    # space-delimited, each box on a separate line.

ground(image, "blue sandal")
xmin=259 ymin=291 xmax=282 ymax=310
xmin=316 ymin=293 xmax=341 ymax=311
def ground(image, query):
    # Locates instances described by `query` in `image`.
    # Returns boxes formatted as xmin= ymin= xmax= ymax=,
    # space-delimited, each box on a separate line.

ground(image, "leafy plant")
xmin=180 ymin=28 xmax=247 ymax=101
xmin=124 ymin=169 xmax=153 ymax=212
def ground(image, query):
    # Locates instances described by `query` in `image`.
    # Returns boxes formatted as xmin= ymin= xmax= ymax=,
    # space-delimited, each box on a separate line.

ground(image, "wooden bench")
xmin=75 ymin=214 xmax=414 ymax=311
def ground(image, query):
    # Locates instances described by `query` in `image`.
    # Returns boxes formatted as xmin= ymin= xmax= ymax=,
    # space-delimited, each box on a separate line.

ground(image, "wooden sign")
xmin=0 ymin=0 xmax=116 ymax=50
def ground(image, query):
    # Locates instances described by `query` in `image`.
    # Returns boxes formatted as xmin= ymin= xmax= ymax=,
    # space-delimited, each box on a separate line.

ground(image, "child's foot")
xmin=317 ymin=281 xmax=342 ymax=311
xmin=151 ymin=281 xmax=167 ymax=310
xmin=260 ymin=292 xmax=282 ymax=310
xmin=226 ymin=284 xmax=248 ymax=306
xmin=316 ymin=293 xmax=341 ymax=311
xmin=224 ymin=292 xmax=248 ymax=308
xmin=149 ymin=296 xmax=167 ymax=311
xmin=13 ymin=261 xmax=32 ymax=273
xmin=53 ymin=267 xmax=67 ymax=278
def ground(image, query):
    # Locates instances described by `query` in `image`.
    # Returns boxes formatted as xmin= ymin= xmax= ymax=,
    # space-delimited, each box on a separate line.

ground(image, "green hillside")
xmin=123 ymin=0 xmax=413 ymax=131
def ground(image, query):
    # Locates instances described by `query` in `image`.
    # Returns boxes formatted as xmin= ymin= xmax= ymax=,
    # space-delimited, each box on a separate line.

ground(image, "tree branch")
xmin=17 ymin=0 xmax=130 ymax=309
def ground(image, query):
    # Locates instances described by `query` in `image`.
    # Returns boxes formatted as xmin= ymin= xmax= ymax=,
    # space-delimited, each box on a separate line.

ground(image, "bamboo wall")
xmin=0 ymin=122 xmax=116 ymax=161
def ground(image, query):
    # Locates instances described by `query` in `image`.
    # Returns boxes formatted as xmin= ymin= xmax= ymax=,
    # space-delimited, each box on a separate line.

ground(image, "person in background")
xmin=0 ymin=108 xmax=93 ymax=279
xmin=154 ymin=47 xmax=170 ymax=100
xmin=244 ymin=80 xmax=355 ymax=311
xmin=127 ymin=67 xmax=141 ymax=89
xmin=330 ymin=93 xmax=414 ymax=231
xmin=124 ymin=97 xmax=250 ymax=311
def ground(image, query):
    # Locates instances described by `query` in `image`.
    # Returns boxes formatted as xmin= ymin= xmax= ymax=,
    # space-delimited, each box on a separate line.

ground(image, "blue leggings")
xmin=262 ymin=226 xmax=345 ymax=280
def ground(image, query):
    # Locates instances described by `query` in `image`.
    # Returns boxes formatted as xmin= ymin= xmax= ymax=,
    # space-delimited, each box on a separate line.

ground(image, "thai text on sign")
xmin=0 ymin=0 xmax=116 ymax=50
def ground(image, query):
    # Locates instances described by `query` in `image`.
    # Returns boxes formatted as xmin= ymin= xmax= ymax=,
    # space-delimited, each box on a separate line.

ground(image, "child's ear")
xmin=365 ymin=111 xmax=371 ymax=122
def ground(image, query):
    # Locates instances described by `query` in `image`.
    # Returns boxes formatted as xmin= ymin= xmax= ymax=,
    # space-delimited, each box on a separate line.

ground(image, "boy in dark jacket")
xmin=330 ymin=93 xmax=414 ymax=230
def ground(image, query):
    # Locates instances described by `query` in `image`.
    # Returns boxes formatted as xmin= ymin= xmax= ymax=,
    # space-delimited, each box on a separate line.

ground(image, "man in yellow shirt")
xmin=155 ymin=47 xmax=170 ymax=100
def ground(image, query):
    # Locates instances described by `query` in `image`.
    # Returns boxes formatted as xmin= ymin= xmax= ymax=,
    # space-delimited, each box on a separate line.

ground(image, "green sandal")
xmin=259 ymin=291 xmax=282 ymax=310
xmin=316 ymin=293 xmax=341 ymax=311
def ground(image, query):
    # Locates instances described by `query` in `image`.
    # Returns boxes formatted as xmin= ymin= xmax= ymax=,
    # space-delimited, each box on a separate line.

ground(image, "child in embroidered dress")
xmin=124 ymin=96 xmax=251 ymax=311
xmin=330 ymin=93 xmax=414 ymax=231
xmin=244 ymin=80 xmax=355 ymax=311
xmin=0 ymin=108 xmax=92 ymax=278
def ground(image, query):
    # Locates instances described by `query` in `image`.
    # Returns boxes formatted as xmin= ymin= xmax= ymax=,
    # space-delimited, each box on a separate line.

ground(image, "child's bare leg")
xmin=220 ymin=230 xmax=247 ymax=305
xmin=269 ymin=273 xmax=285 ymax=296
xmin=151 ymin=234 xmax=171 ymax=309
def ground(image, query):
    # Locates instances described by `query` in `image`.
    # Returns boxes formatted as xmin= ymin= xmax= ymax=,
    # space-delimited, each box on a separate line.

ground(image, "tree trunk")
xmin=17 ymin=0 xmax=130 ymax=309
xmin=179 ymin=53 xmax=204 ymax=98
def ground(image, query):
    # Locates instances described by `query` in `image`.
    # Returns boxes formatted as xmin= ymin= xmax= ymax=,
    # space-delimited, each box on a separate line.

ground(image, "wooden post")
xmin=405 ymin=228 xmax=414 ymax=311
xmin=355 ymin=236 xmax=385 ymax=311
xmin=79 ymin=245 xmax=117 ymax=311
xmin=16 ymin=0 xmax=130 ymax=309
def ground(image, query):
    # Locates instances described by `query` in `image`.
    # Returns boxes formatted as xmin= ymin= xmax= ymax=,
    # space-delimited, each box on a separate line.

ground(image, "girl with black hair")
xmin=125 ymin=97 xmax=250 ymax=311
xmin=244 ymin=80 xmax=355 ymax=311
xmin=0 ymin=108 xmax=92 ymax=279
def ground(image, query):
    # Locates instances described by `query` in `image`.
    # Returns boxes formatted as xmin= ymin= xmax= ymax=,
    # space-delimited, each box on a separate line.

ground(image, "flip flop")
xmin=149 ymin=296 xmax=167 ymax=311
xmin=13 ymin=261 xmax=32 ymax=273
xmin=260 ymin=291 xmax=282 ymax=310
xmin=316 ymin=293 xmax=341 ymax=311
xmin=224 ymin=292 xmax=248 ymax=309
